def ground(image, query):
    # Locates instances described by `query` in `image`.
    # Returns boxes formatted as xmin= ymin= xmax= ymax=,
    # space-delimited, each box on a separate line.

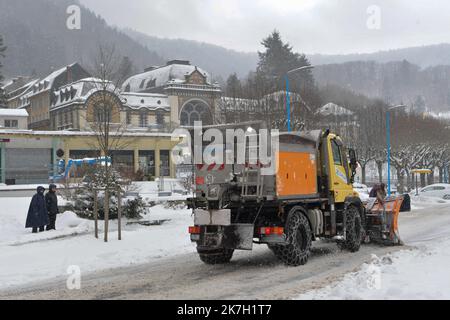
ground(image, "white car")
xmin=353 ymin=183 xmax=370 ymax=200
xmin=415 ymin=183 xmax=450 ymax=199
xmin=353 ymin=182 xmax=369 ymax=194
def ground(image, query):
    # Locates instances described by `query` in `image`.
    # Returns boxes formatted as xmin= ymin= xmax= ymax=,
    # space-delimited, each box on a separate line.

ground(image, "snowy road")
xmin=2 ymin=202 xmax=450 ymax=300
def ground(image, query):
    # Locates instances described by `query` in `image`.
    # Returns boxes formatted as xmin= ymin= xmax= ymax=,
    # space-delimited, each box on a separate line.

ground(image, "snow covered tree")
xmin=413 ymin=95 xmax=426 ymax=114
xmin=72 ymin=165 xmax=146 ymax=221
xmin=374 ymin=149 xmax=387 ymax=184
xmin=0 ymin=34 xmax=7 ymax=108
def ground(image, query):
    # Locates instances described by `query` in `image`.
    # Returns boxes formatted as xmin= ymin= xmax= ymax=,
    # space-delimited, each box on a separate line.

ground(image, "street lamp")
xmin=285 ymin=65 xmax=314 ymax=132
xmin=387 ymin=104 xmax=407 ymax=196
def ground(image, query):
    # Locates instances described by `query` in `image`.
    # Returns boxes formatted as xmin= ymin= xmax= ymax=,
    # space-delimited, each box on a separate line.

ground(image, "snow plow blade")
xmin=364 ymin=194 xmax=410 ymax=246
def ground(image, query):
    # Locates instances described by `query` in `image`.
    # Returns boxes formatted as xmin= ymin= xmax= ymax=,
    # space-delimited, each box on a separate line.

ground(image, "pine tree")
xmin=255 ymin=31 xmax=320 ymax=130
xmin=0 ymin=34 xmax=7 ymax=108
xmin=115 ymin=56 xmax=137 ymax=86
xmin=225 ymin=73 xmax=242 ymax=98
xmin=257 ymin=30 xmax=314 ymax=91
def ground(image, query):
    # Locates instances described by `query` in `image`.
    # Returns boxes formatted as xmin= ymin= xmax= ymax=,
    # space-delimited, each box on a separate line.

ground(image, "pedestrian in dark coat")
xmin=45 ymin=184 xmax=59 ymax=231
xmin=26 ymin=186 xmax=50 ymax=233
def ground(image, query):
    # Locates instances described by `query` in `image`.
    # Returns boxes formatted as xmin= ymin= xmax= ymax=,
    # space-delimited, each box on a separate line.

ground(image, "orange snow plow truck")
xmin=187 ymin=122 xmax=410 ymax=266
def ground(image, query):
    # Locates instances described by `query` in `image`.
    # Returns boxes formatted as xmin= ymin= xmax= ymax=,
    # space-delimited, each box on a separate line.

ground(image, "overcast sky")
xmin=79 ymin=0 xmax=450 ymax=54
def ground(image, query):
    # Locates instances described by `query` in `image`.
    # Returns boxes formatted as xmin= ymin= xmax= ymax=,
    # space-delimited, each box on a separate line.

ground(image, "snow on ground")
xmin=0 ymin=196 xmax=195 ymax=290
xmin=298 ymin=237 xmax=450 ymax=300
xmin=129 ymin=180 xmax=190 ymax=202
xmin=410 ymin=194 xmax=450 ymax=210
xmin=0 ymin=184 xmax=65 ymax=191
xmin=0 ymin=197 xmax=91 ymax=245
xmin=2 ymin=187 xmax=450 ymax=295
xmin=298 ymin=195 xmax=450 ymax=300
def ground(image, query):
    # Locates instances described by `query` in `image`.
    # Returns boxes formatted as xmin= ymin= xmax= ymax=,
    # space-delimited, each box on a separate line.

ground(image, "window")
xmin=146 ymin=79 xmax=156 ymax=89
xmin=94 ymin=105 xmax=112 ymax=123
xmin=126 ymin=111 xmax=132 ymax=125
xmin=156 ymin=111 xmax=165 ymax=126
xmin=331 ymin=140 xmax=342 ymax=166
xmin=424 ymin=186 xmax=445 ymax=192
xmin=139 ymin=111 xmax=148 ymax=128
xmin=139 ymin=151 xmax=155 ymax=176
xmin=180 ymin=100 xmax=212 ymax=126
xmin=4 ymin=120 xmax=18 ymax=128
xmin=160 ymin=150 xmax=170 ymax=176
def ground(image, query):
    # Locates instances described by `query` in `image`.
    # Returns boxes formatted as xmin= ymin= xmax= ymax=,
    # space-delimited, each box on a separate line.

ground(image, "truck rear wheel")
xmin=269 ymin=208 xmax=312 ymax=266
xmin=197 ymin=248 xmax=234 ymax=265
xmin=338 ymin=205 xmax=362 ymax=252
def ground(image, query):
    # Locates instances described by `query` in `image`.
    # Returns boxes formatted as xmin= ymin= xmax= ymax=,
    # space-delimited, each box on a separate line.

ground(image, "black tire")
xmin=338 ymin=205 xmax=362 ymax=252
xmin=269 ymin=208 xmax=312 ymax=266
xmin=197 ymin=248 xmax=234 ymax=265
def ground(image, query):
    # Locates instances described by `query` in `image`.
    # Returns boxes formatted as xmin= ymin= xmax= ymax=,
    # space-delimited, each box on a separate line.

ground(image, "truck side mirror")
xmin=348 ymin=149 xmax=358 ymax=183
xmin=349 ymin=149 xmax=357 ymax=165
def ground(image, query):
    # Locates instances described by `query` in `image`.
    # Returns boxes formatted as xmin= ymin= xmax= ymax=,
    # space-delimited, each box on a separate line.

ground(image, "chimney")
xmin=66 ymin=66 xmax=73 ymax=84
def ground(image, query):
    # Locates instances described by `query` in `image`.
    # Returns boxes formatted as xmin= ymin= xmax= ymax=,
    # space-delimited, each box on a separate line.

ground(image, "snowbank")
xmin=297 ymin=195 xmax=450 ymax=300
xmin=410 ymin=194 xmax=450 ymax=210
xmin=0 ymin=197 xmax=89 ymax=244
xmin=298 ymin=237 xmax=450 ymax=300
xmin=0 ymin=196 xmax=195 ymax=290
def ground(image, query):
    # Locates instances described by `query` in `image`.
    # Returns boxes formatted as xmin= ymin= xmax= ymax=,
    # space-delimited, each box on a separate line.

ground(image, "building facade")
xmin=0 ymin=130 xmax=180 ymax=185
xmin=0 ymin=109 xmax=28 ymax=130
xmin=50 ymin=78 xmax=172 ymax=131
xmin=25 ymin=63 xmax=91 ymax=130
xmin=122 ymin=60 xmax=222 ymax=126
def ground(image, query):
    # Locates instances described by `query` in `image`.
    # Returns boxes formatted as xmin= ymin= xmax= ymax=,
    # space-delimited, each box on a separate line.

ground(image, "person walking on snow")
xmin=45 ymin=184 xmax=59 ymax=231
xmin=25 ymin=186 xmax=50 ymax=233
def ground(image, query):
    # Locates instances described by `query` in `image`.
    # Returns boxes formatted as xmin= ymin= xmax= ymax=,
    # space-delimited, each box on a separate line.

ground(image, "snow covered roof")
xmin=122 ymin=61 xmax=210 ymax=92
xmin=51 ymin=78 xmax=117 ymax=110
xmin=8 ymin=79 xmax=39 ymax=102
xmin=316 ymin=103 xmax=354 ymax=117
xmin=0 ymin=109 xmax=29 ymax=117
xmin=29 ymin=63 xmax=77 ymax=98
xmin=122 ymin=92 xmax=170 ymax=111
xmin=219 ymin=91 xmax=306 ymax=112
xmin=1 ymin=76 xmax=34 ymax=94
xmin=428 ymin=111 xmax=450 ymax=120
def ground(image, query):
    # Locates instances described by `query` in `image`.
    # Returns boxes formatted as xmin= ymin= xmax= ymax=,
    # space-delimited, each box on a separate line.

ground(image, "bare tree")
xmin=87 ymin=44 xmax=135 ymax=242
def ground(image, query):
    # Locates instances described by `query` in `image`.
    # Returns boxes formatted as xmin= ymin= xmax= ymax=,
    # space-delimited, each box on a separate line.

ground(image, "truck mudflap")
xmin=365 ymin=195 xmax=407 ymax=246
xmin=191 ymin=209 xmax=254 ymax=250
xmin=191 ymin=224 xmax=254 ymax=250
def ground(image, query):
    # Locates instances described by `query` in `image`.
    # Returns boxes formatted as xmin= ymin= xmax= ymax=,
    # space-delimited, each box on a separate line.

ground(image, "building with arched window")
xmin=122 ymin=60 xmax=222 ymax=127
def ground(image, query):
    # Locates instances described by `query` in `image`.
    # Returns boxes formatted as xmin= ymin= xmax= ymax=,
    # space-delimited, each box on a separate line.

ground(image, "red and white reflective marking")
xmin=196 ymin=163 xmax=226 ymax=171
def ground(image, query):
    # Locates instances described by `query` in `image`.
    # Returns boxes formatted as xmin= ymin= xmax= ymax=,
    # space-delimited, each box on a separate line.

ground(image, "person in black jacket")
xmin=26 ymin=186 xmax=50 ymax=233
xmin=45 ymin=184 xmax=59 ymax=231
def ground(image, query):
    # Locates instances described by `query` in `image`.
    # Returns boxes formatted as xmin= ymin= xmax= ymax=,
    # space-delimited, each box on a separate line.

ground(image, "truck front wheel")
xmin=269 ymin=208 xmax=312 ymax=266
xmin=197 ymin=248 xmax=234 ymax=265
xmin=338 ymin=205 xmax=362 ymax=252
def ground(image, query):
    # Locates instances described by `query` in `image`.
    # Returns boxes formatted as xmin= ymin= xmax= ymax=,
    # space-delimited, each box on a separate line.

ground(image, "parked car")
xmin=414 ymin=183 xmax=450 ymax=199
xmin=353 ymin=182 xmax=369 ymax=194
xmin=353 ymin=183 xmax=370 ymax=200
